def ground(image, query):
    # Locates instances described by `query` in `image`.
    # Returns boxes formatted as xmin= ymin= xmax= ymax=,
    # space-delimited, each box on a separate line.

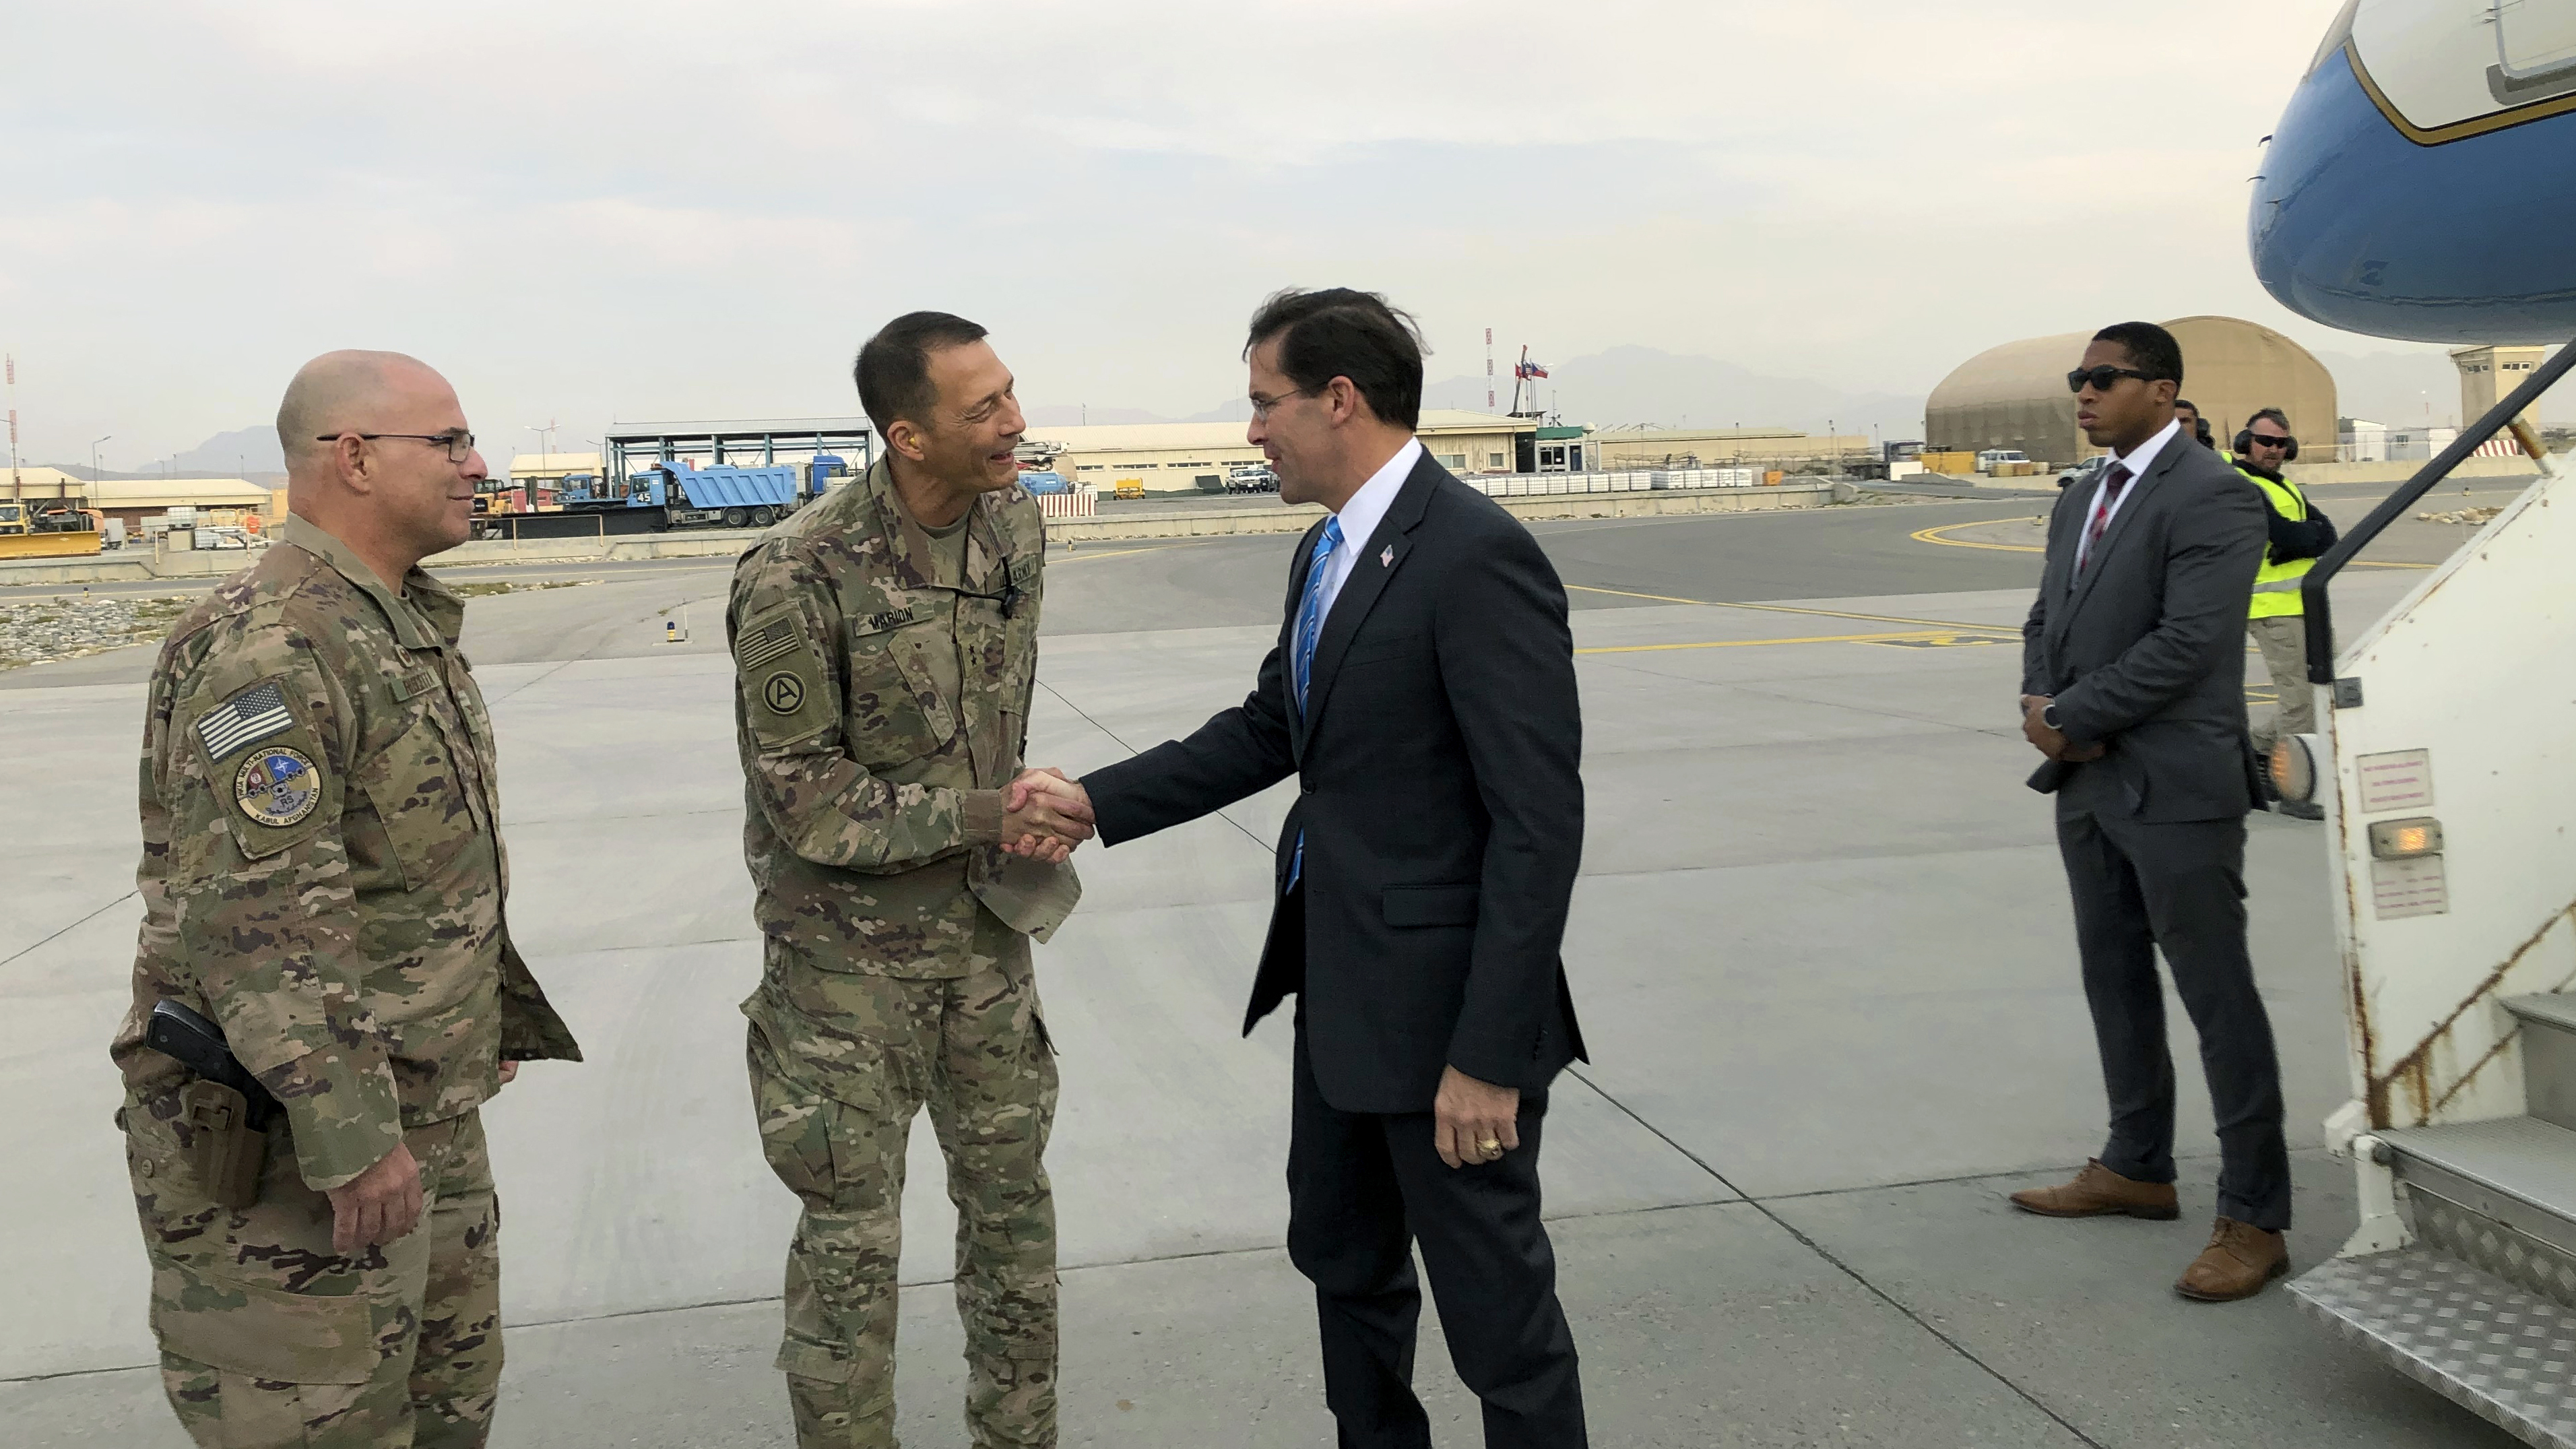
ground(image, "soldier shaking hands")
xmin=728 ymin=312 xmax=1087 ymax=1448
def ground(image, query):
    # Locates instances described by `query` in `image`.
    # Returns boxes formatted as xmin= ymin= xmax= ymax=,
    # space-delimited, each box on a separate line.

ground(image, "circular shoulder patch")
xmin=762 ymin=670 xmax=808 ymax=715
xmin=234 ymin=747 xmax=321 ymax=829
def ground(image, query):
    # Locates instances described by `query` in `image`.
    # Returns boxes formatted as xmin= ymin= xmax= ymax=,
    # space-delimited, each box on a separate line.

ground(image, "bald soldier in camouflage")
xmin=112 ymin=350 xmax=580 ymax=1448
xmin=732 ymin=311 xmax=1091 ymax=1448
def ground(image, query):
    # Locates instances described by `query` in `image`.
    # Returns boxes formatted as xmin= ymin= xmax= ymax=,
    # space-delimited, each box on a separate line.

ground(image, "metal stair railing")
xmin=2300 ymin=340 xmax=2576 ymax=681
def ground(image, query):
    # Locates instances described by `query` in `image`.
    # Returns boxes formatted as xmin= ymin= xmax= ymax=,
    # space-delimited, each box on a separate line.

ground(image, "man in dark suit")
xmin=1014 ymin=288 xmax=1589 ymax=1444
xmin=2011 ymin=321 xmax=2291 ymax=1303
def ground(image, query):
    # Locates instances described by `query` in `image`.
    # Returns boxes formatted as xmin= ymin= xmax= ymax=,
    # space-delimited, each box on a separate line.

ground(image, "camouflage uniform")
xmin=112 ymin=513 xmax=580 ymax=1449
xmin=730 ymin=456 xmax=1077 ymax=1448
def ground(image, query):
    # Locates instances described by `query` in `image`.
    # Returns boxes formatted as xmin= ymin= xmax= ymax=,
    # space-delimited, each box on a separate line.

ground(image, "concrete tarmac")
xmin=0 ymin=486 xmax=2519 ymax=1448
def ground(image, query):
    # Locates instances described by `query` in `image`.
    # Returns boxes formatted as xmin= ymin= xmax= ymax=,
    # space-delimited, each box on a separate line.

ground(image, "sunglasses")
xmin=2065 ymin=366 xmax=2154 ymax=394
xmin=2248 ymin=432 xmax=2294 ymax=447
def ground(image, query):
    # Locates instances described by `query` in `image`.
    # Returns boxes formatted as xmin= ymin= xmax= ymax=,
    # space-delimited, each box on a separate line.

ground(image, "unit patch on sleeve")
xmin=233 ymin=746 xmax=321 ymax=829
xmin=734 ymin=602 xmax=835 ymax=746
xmin=195 ymin=680 xmax=294 ymax=761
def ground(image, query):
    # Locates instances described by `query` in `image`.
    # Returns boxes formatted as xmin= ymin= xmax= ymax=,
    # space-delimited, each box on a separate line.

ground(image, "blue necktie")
xmin=1285 ymin=517 xmax=1343 ymax=890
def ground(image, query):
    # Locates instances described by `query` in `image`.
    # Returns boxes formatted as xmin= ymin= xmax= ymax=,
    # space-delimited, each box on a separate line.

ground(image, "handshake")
xmin=1000 ymin=768 xmax=1097 ymax=864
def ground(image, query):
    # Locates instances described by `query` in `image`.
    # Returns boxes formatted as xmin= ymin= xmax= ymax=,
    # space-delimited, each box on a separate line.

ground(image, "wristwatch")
xmin=2042 ymin=703 xmax=2063 ymax=730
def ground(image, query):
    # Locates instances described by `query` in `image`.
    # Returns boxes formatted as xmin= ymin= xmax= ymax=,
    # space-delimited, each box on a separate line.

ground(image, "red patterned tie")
xmin=2082 ymin=463 xmax=2133 ymax=571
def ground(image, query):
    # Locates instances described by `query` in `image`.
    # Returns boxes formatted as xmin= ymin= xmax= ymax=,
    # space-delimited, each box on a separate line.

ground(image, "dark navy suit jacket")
xmin=1083 ymin=449 xmax=1587 ymax=1113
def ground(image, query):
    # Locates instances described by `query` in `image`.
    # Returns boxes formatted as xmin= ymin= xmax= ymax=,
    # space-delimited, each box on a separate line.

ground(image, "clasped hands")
xmin=2019 ymin=694 xmax=2104 ymax=763
xmin=1002 ymin=767 xmax=1096 ymax=863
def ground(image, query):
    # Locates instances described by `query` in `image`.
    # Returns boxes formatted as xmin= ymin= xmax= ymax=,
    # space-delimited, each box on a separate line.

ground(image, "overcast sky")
xmin=5 ymin=0 xmax=2399 ymax=469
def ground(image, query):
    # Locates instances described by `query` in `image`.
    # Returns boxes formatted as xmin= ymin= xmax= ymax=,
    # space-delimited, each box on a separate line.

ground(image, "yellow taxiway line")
xmin=1908 ymin=518 xmax=2430 ymax=568
xmin=1045 ymin=544 xmax=1177 ymax=565
xmin=1911 ymin=521 xmax=2042 ymax=554
xmin=1561 ymin=583 xmax=2014 ymax=634
xmin=1578 ymin=629 xmax=2009 ymax=655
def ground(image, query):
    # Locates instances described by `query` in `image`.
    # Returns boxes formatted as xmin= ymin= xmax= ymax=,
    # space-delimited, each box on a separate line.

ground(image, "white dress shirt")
xmin=2076 ymin=418 xmax=2179 ymax=571
xmin=1313 ymin=437 xmax=1422 ymax=626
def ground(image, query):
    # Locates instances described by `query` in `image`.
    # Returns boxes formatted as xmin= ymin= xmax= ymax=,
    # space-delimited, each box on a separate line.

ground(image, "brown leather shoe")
xmin=2175 ymin=1217 xmax=2289 ymax=1301
xmin=2008 ymin=1159 xmax=2181 ymax=1219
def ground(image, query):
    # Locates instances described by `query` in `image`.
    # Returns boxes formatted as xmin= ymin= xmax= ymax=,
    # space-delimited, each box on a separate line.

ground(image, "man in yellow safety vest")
xmin=2233 ymin=408 xmax=2335 ymax=820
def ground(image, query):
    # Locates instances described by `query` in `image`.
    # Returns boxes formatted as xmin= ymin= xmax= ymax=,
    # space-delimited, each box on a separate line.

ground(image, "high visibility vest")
xmin=2239 ymin=463 xmax=2313 ymax=620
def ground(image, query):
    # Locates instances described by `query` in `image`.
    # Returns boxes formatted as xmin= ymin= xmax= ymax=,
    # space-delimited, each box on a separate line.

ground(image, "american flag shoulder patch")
xmin=736 ymin=614 xmax=802 ymax=672
xmin=194 ymin=680 xmax=296 ymax=761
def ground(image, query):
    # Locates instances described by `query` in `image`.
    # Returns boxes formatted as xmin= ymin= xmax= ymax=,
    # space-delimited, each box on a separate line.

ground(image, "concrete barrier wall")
xmin=1043 ymin=482 xmax=1834 ymax=544
xmin=0 ymin=484 xmax=1838 ymax=585
xmin=0 ymin=555 xmax=158 ymax=586
xmin=2286 ymin=457 xmax=2545 ymax=488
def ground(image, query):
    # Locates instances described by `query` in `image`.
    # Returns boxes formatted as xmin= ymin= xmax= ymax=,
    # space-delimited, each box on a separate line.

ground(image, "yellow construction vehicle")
xmin=0 ymin=501 xmax=106 ymax=558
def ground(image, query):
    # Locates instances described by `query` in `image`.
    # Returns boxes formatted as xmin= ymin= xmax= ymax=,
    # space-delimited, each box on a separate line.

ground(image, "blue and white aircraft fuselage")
xmin=2253 ymin=0 xmax=2576 ymax=344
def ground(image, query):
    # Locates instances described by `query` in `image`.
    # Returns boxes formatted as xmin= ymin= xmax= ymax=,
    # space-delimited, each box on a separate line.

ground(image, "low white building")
xmin=1043 ymin=410 xmax=1536 ymax=491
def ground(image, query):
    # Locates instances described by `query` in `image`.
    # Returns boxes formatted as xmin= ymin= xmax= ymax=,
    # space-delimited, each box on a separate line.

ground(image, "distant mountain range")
xmin=1023 ymin=401 xmax=1250 ymax=427
xmin=1421 ymin=346 xmax=1924 ymax=443
xmin=136 ymin=344 xmax=2536 ymax=480
xmin=1027 ymin=346 xmax=1927 ymax=441
xmin=167 ymin=426 xmax=286 ymax=475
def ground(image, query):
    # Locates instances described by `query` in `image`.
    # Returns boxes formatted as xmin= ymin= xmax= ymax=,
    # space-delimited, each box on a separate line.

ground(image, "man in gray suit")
xmin=2009 ymin=321 xmax=2291 ymax=1303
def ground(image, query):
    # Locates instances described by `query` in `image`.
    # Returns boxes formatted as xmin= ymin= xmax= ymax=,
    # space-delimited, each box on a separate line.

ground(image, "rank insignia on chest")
xmin=234 ymin=747 xmax=321 ymax=829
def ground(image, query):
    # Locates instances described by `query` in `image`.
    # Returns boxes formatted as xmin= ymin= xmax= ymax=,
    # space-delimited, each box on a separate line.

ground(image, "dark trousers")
xmin=2056 ymin=808 xmax=2292 ymax=1230
xmin=1286 ymin=1025 xmax=1588 ymax=1448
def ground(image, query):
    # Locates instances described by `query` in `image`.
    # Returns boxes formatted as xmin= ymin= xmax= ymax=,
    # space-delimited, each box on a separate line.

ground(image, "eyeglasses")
xmin=2065 ymin=366 xmax=2154 ymax=394
xmin=2247 ymin=432 xmax=2294 ymax=448
xmin=316 ymin=430 xmax=477 ymax=462
xmin=1248 ymin=387 xmax=1318 ymax=420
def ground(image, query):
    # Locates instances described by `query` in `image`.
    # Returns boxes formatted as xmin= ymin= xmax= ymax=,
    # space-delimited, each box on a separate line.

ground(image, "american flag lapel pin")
xmin=1380 ymin=545 xmax=1394 ymax=568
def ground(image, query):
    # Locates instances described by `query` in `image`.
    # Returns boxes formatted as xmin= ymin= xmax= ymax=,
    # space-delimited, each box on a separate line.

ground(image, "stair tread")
xmin=2507 ymin=993 xmax=2576 ymax=1033
xmin=2292 ymin=1247 xmax=2576 ymax=1447
xmin=2383 ymin=1116 xmax=2576 ymax=1215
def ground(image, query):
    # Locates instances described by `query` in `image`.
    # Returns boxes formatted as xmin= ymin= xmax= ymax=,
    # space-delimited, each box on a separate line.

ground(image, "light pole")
xmin=91 ymin=435 xmax=112 ymax=495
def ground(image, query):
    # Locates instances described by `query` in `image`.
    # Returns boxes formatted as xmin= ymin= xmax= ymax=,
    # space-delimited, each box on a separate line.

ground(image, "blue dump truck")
xmin=540 ymin=455 xmax=852 ymax=532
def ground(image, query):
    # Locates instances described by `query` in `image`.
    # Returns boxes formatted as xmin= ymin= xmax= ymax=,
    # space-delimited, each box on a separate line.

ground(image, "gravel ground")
xmin=0 ymin=579 xmax=600 ymax=670
xmin=0 ymin=594 xmax=194 ymax=671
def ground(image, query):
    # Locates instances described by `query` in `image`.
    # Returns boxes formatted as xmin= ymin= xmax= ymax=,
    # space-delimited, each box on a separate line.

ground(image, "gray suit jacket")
xmin=2020 ymin=437 xmax=2268 ymax=822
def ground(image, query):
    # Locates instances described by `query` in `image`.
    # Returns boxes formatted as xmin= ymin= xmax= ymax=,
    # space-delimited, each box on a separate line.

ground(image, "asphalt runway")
xmin=0 ymin=483 xmax=2521 ymax=1448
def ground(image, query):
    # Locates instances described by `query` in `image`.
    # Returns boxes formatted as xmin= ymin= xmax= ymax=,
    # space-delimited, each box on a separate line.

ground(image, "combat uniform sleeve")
xmin=731 ymin=544 xmax=1005 ymax=871
xmin=159 ymin=640 xmax=403 ymax=1192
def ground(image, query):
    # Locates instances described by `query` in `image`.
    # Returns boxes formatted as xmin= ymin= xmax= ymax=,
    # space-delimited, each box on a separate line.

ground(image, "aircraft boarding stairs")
xmin=2272 ymin=346 xmax=2576 ymax=1446
xmin=2292 ymin=997 xmax=2576 ymax=1446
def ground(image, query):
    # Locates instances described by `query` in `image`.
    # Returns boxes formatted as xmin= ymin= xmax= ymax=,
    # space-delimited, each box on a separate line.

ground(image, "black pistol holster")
xmin=144 ymin=1000 xmax=282 ymax=1209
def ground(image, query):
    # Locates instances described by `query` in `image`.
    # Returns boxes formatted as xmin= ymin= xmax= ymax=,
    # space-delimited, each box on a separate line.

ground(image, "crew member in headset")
xmin=2232 ymin=408 xmax=2335 ymax=818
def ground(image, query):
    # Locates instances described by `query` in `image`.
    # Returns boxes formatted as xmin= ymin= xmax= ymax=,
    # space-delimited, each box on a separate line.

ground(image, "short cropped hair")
xmin=854 ymin=312 xmax=988 ymax=436
xmin=1245 ymin=288 xmax=1427 ymax=430
xmin=2174 ymin=397 xmax=2199 ymax=414
xmin=2092 ymin=321 xmax=2184 ymax=387
xmin=2249 ymin=406 xmax=2292 ymax=432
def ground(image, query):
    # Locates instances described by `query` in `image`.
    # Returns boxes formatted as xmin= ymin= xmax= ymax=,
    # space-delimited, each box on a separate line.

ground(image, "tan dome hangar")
xmin=1925 ymin=317 xmax=2337 ymax=468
